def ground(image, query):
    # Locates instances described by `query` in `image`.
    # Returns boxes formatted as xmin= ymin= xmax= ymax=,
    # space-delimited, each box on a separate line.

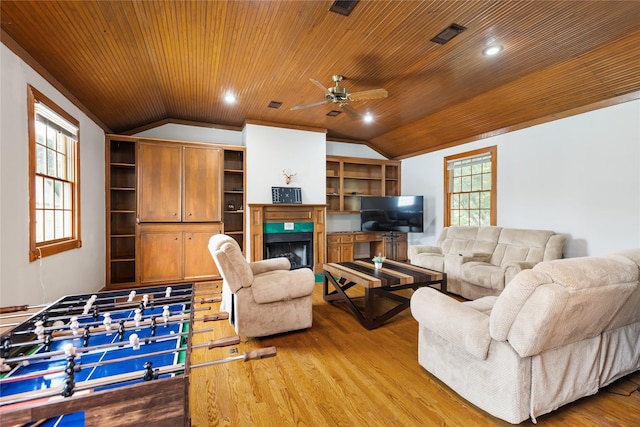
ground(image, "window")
xmin=444 ymin=146 xmax=496 ymax=227
xmin=28 ymin=86 xmax=81 ymax=261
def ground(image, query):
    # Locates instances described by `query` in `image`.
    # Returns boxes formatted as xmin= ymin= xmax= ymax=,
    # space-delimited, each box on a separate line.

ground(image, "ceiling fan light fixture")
xmin=482 ymin=45 xmax=503 ymax=56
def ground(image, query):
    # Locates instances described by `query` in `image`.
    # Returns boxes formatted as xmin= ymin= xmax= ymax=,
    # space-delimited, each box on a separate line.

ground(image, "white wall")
xmin=243 ymin=124 xmax=326 ymax=205
xmin=402 ymin=100 xmax=640 ymax=258
xmin=0 ymin=45 xmax=106 ymax=306
xmin=135 ymin=123 xmax=243 ymax=146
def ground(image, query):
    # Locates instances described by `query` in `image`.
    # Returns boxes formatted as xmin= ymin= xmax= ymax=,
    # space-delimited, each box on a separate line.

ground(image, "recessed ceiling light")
xmin=224 ymin=92 xmax=237 ymax=104
xmin=327 ymin=110 xmax=341 ymax=117
xmin=363 ymin=112 xmax=374 ymax=123
xmin=482 ymin=45 xmax=503 ymax=56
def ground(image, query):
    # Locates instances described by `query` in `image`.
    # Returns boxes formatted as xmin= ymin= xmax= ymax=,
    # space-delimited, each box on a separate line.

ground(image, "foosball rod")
xmin=0 ymin=304 xmax=48 ymax=316
xmin=38 ymin=285 xmax=198 ymax=308
xmin=0 ymin=335 xmax=242 ymax=384
xmin=3 ymin=327 xmax=217 ymax=365
xmin=40 ymin=293 xmax=220 ymax=318
xmin=29 ymin=303 xmax=214 ymax=334
xmin=0 ymin=346 xmax=276 ymax=407
xmin=3 ymin=312 xmax=229 ymax=350
xmin=8 ymin=301 xmax=216 ymax=337
xmin=0 ymin=304 xmax=211 ymax=331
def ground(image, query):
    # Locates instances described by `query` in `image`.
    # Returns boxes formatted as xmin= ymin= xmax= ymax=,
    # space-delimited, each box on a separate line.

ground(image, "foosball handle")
xmin=0 ymin=305 xmax=29 ymax=314
xmin=202 ymin=312 xmax=229 ymax=322
xmin=199 ymin=296 xmax=222 ymax=304
xmin=208 ymin=335 xmax=241 ymax=349
xmin=244 ymin=346 xmax=277 ymax=361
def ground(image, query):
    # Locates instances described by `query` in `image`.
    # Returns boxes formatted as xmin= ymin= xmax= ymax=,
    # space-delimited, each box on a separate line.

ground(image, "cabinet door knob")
xmin=172 ymin=212 xmax=177 ymax=216
xmin=188 ymin=212 xmax=192 ymax=216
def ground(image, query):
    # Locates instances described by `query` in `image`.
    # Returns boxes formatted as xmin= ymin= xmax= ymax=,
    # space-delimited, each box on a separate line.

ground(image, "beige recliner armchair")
xmin=208 ymin=234 xmax=315 ymax=337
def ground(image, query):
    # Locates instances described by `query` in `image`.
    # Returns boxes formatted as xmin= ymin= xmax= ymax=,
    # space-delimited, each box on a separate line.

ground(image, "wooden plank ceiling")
xmin=2 ymin=0 xmax=639 ymax=159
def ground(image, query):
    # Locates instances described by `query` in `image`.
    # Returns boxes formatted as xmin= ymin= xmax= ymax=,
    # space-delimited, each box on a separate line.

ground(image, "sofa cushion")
xmin=489 ymin=229 xmax=556 ymax=267
xmin=251 ymin=268 xmax=315 ymax=304
xmin=440 ymin=226 xmax=501 ymax=255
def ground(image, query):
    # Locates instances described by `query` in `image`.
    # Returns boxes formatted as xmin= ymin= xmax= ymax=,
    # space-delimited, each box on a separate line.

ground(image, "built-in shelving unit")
xmin=223 ymin=149 xmax=245 ymax=251
xmin=106 ymin=135 xmax=246 ymax=289
xmin=326 ymin=155 xmax=401 ymax=213
xmin=107 ymin=137 xmax=137 ymax=286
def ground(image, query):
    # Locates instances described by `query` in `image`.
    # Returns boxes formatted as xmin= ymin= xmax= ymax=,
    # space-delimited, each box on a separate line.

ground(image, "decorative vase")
xmin=374 ymin=262 xmax=383 ymax=269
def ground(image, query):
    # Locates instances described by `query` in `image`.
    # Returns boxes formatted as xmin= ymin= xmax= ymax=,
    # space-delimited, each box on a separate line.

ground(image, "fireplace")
xmin=250 ymin=204 xmax=326 ymax=273
xmin=263 ymin=222 xmax=314 ymax=270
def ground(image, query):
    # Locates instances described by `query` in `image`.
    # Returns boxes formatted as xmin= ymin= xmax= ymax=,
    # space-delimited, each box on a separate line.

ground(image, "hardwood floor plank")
xmin=189 ymin=281 xmax=640 ymax=426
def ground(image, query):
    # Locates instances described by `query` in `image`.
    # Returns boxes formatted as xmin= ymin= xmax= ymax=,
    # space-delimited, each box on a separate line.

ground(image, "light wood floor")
xmin=189 ymin=282 xmax=640 ymax=427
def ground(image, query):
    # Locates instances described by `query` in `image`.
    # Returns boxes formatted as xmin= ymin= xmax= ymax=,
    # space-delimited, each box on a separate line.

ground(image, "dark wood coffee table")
xmin=322 ymin=260 xmax=447 ymax=329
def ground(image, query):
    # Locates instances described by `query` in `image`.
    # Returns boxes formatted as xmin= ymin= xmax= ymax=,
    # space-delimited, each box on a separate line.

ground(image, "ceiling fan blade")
xmin=310 ymin=78 xmax=329 ymax=94
xmin=348 ymin=88 xmax=388 ymax=101
xmin=290 ymin=100 xmax=329 ymax=111
xmin=340 ymin=103 xmax=361 ymax=120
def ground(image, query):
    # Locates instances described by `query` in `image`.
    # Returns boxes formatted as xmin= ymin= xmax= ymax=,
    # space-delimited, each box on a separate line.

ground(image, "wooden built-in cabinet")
xmin=138 ymin=223 xmax=222 ymax=284
xmin=326 ymin=232 xmax=408 ymax=263
xmin=106 ymin=135 xmax=245 ymax=289
xmin=326 ymin=155 xmax=401 ymax=213
xmin=138 ymin=143 xmax=222 ymax=222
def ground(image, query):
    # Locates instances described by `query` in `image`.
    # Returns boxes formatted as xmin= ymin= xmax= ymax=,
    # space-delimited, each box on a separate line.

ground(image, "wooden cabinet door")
xmin=327 ymin=238 xmax=341 ymax=263
xmin=184 ymin=225 xmax=221 ymax=280
xmin=341 ymin=243 xmax=354 ymax=262
xmin=139 ymin=228 xmax=183 ymax=283
xmin=139 ymin=143 xmax=181 ymax=222
xmin=183 ymin=146 xmax=222 ymax=222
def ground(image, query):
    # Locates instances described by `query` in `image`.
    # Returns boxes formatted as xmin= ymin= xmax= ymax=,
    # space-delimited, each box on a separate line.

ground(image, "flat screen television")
xmin=360 ymin=196 xmax=424 ymax=233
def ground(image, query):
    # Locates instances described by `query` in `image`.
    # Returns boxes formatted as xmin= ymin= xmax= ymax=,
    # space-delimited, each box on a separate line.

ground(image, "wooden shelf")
xmin=326 ymin=155 xmax=401 ymax=213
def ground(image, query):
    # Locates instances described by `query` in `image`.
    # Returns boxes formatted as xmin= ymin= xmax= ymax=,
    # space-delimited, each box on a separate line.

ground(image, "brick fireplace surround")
xmin=249 ymin=204 xmax=326 ymax=274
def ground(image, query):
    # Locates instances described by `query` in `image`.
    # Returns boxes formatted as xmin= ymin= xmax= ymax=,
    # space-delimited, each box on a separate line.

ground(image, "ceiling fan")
xmin=291 ymin=74 xmax=388 ymax=119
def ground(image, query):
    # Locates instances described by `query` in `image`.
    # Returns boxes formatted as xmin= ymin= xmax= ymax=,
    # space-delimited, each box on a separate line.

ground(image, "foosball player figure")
xmin=43 ymin=332 xmax=53 ymax=353
xmin=92 ymin=305 xmax=100 ymax=322
xmin=2 ymin=336 xmax=11 ymax=358
xmin=118 ymin=319 xmax=126 ymax=342
xmin=82 ymin=325 xmax=91 ymax=347
xmin=150 ymin=316 xmax=157 ymax=337
xmin=143 ymin=361 xmax=159 ymax=381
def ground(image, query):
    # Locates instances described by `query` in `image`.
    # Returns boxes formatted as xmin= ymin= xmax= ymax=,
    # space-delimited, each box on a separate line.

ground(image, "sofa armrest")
xmin=249 ymin=257 xmax=291 ymax=275
xmin=408 ymin=245 xmax=442 ymax=259
xmin=410 ymin=287 xmax=492 ymax=360
xmin=503 ymin=261 xmax=538 ymax=284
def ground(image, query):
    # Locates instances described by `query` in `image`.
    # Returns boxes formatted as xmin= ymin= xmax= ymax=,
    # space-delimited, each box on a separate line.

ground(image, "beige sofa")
xmin=408 ymin=226 xmax=565 ymax=299
xmin=410 ymin=249 xmax=640 ymax=424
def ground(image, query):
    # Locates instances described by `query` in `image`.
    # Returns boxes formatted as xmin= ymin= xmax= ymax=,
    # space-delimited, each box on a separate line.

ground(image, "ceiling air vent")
xmin=268 ymin=101 xmax=282 ymax=109
xmin=329 ymin=1 xmax=359 ymax=16
xmin=430 ymin=23 xmax=467 ymax=45
xmin=327 ymin=110 xmax=342 ymax=117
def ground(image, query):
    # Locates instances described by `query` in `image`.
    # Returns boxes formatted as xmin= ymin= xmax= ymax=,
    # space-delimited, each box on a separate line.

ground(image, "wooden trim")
xmin=244 ymin=119 xmax=327 ymax=134
xmin=122 ymin=118 xmax=244 ymax=136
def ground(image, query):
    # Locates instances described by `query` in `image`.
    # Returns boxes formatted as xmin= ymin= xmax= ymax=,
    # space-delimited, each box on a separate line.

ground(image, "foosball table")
xmin=0 ymin=283 xmax=275 ymax=426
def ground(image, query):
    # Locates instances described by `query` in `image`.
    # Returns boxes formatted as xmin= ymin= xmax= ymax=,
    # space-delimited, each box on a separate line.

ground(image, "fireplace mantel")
xmin=249 ymin=204 xmax=326 ymax=273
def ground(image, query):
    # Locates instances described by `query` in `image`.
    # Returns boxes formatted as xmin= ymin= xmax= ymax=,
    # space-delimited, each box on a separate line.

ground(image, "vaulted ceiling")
xmin=2 ymin=1 xmax=640 ymax=159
